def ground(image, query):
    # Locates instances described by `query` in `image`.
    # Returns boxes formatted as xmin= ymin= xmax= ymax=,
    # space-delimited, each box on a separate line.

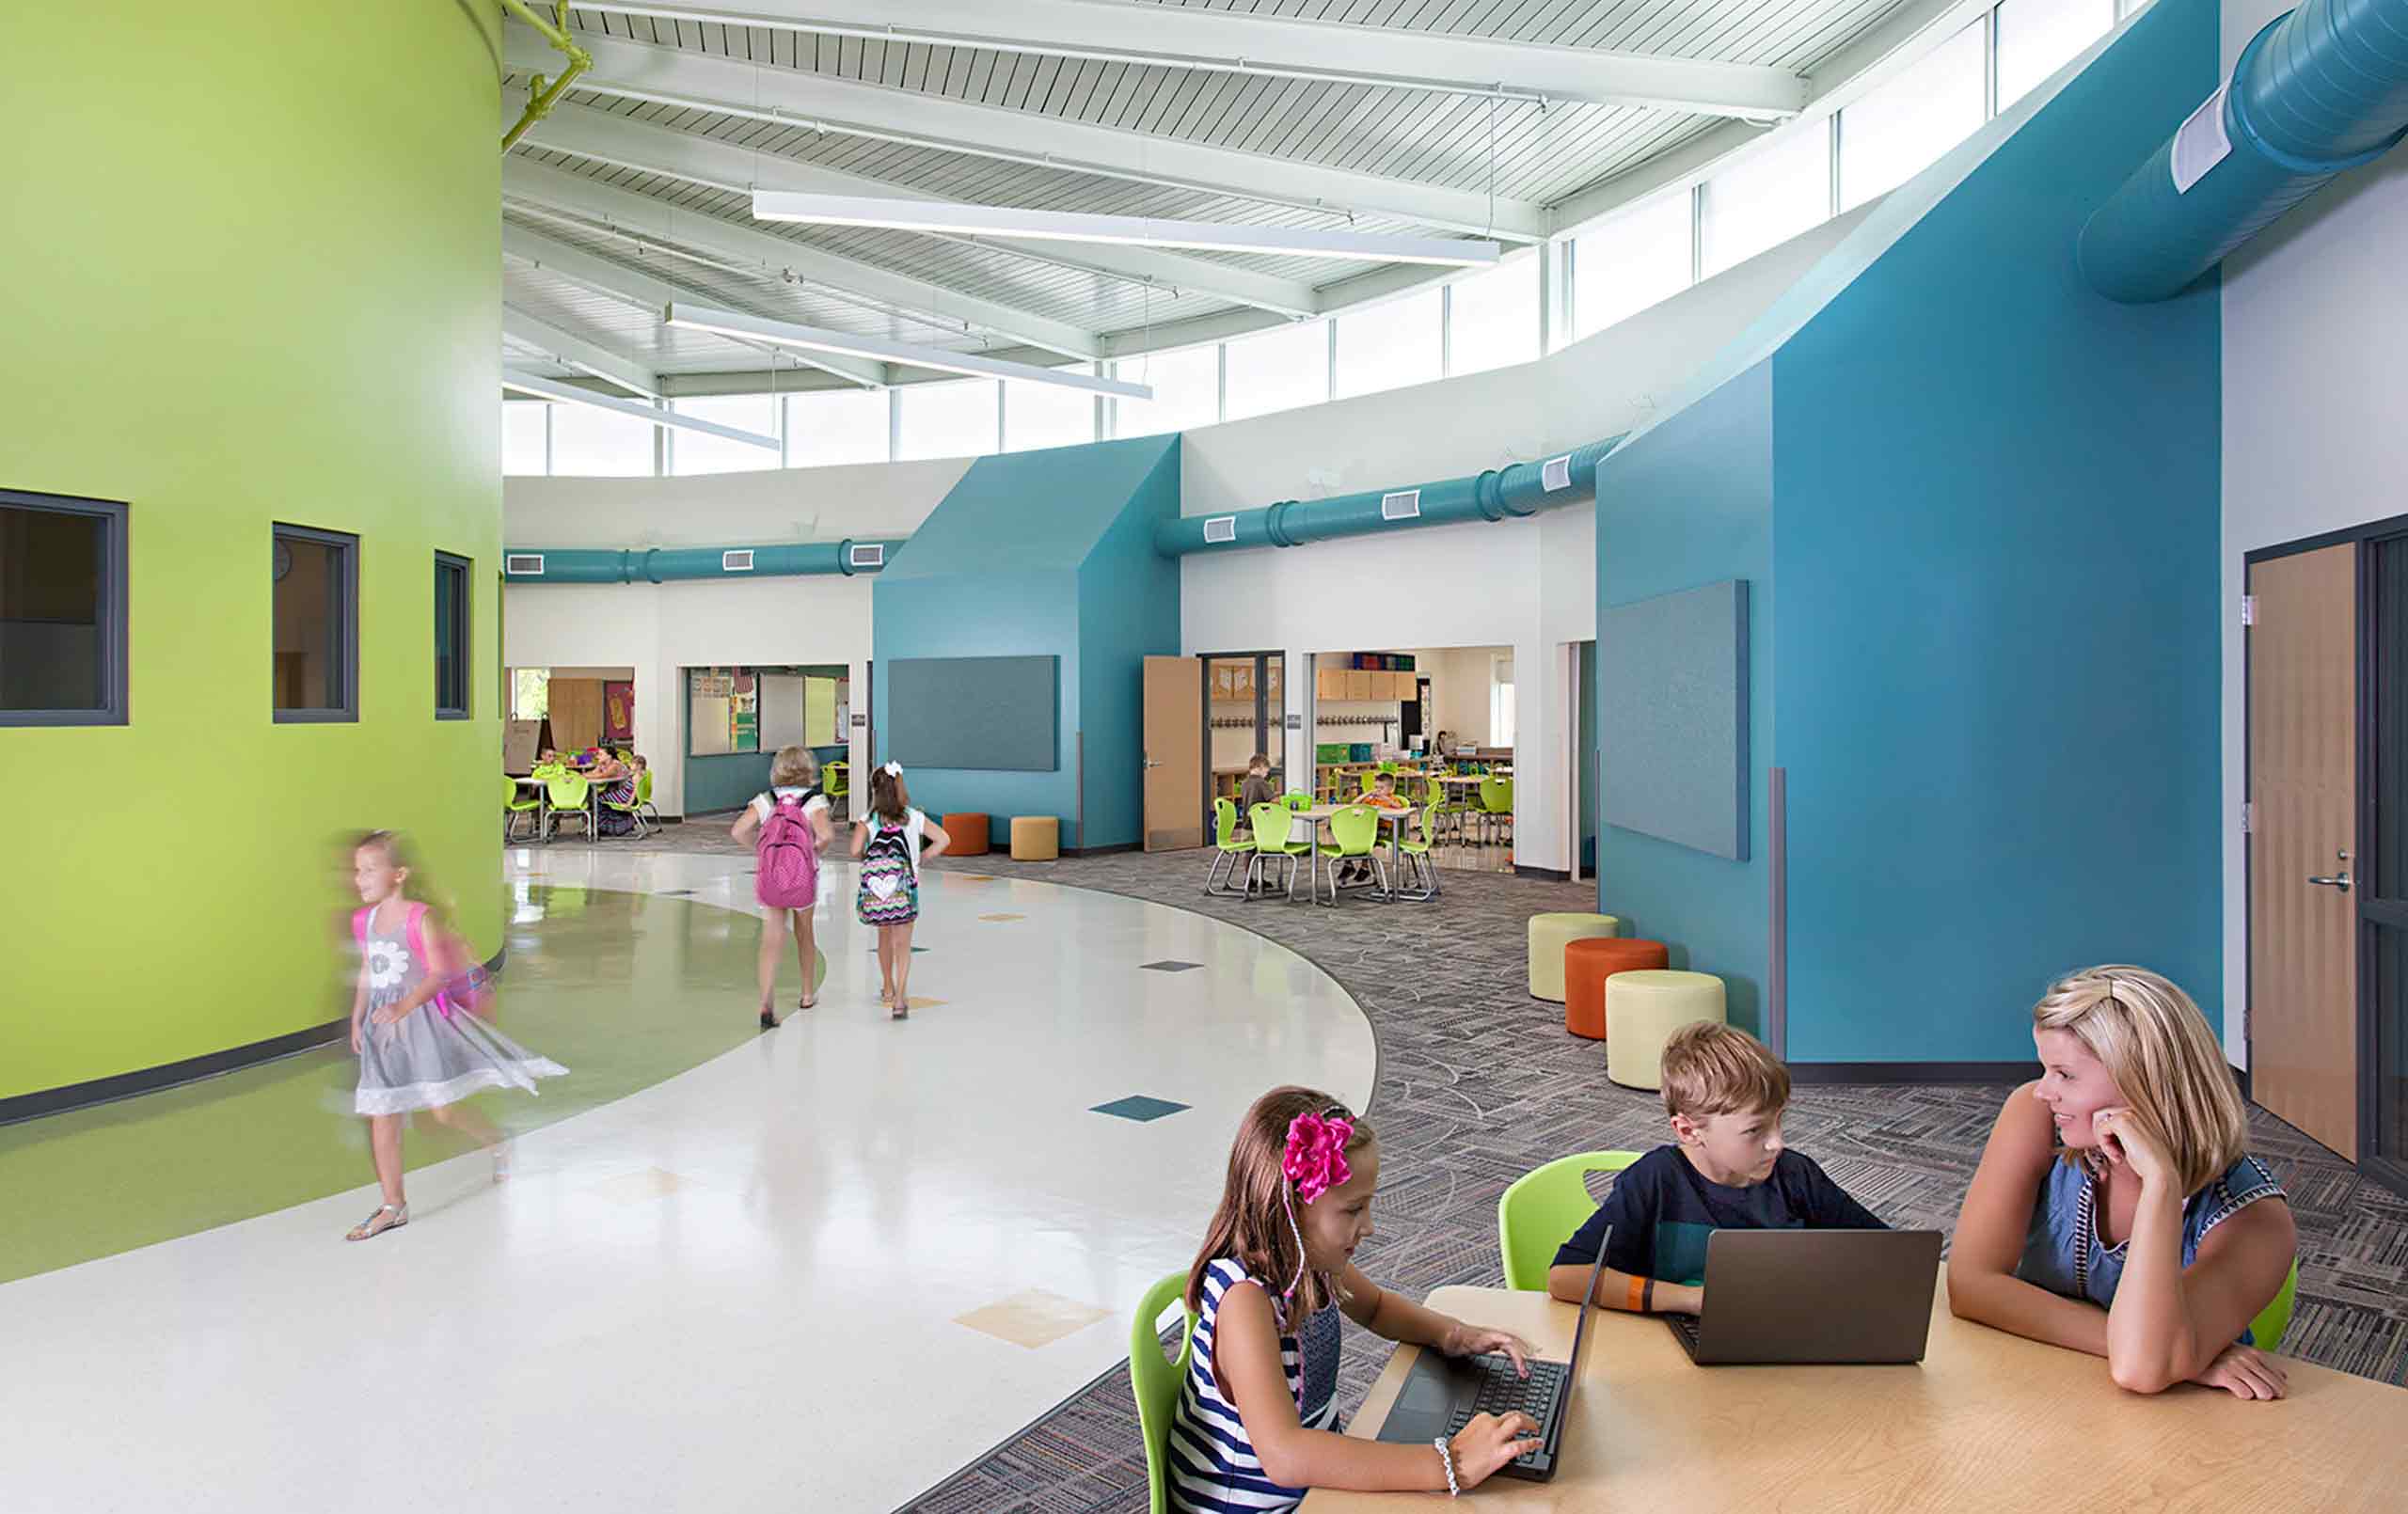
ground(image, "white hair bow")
xmin=880 ymin=761 xmax=903 ymax=778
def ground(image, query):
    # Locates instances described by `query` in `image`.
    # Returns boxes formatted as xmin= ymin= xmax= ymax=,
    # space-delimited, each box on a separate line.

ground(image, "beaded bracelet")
xmin=1434 ymin=1437 xmax=1460 ymax=1497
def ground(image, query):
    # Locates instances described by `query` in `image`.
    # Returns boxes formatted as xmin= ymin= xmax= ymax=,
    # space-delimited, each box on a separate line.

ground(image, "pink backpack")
xmin=350 ymin=903 xmax=494 ymax=1021
xmin=755 ymin=792 xmax=820 ymax=909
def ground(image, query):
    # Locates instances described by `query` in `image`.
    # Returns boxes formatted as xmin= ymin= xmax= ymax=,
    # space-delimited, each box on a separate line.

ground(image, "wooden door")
xmin=1144 ymin=655 xmax=1204 ymax=852
xmin=2249 ymin=544 xmax=2358 ymax=1158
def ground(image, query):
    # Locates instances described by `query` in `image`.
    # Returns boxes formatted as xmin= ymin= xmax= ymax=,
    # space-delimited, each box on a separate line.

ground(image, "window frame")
xmin=435 ymin=550 xmax=471 ymax=721
xmin=271 ymin=522 xmax=359 ymax=725
xmin=0 ymin=487 xmax=130 ymax=728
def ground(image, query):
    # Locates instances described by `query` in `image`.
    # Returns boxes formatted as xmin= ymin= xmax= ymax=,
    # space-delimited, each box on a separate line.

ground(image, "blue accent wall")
xmin=1595 ymin=361 xmax=1776 ymax=1034
xmin=1077 ymin=438 xmax=1184 ymax=851
xmin=872 ymin=435 xmax=1180 ymax=848
xmin=1595 ymin=0 xmax=2221 ymax=1063
xmin=1772 ymin=0 xmax=2221 ymax=1062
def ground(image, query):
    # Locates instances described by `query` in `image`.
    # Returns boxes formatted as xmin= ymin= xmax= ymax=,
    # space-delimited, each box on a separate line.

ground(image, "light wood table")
xmin=1287 ymin=804 xmax=1419 ymax=904
xmin=1303 ymin=1273 xmax=2407 ymax=1512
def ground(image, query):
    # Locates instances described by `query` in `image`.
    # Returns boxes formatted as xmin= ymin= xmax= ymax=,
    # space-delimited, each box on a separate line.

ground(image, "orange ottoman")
xmin=1563 ymin=938 xmax=1670 ymax=1040
xmin=943 ymin=812 xmax=990 ymax=857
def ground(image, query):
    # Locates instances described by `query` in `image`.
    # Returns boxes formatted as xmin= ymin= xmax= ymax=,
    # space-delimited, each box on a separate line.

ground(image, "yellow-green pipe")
xmin=498 ymin=0 xmax=591 ymax=152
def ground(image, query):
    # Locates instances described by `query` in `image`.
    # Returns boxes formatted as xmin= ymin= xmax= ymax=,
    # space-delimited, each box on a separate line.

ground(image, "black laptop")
xmin=1371 ymin=1236 xmax=1608 ymax=1482
xmin=1663 ymin=1228 xmax=1944 ymax=1364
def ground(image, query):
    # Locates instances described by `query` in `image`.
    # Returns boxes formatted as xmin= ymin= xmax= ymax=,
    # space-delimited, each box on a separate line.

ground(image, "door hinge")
xmin=2240 ymin=801 xmax=2253 ymax=834
xmin=2241 ymin=594 xmax=2257 ymax=627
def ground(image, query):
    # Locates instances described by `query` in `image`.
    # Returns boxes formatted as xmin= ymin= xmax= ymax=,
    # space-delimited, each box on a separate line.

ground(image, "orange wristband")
xmin=1625 ymin=1274 xmax=1646 ymax=1312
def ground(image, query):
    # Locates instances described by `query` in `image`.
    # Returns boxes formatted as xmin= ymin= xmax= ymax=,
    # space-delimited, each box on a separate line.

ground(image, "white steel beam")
xmin=503 ymin=155 xmax=1101 ymax=358
xmin=663 ymin=303 xmax=1151 ymax=398
xmin=502 ymin=220 xmax=889 ymax=387
xmin=519 ymin=103 xmax=1322 ymax=317
xmin=505 ymin=26 xmax=1550 ymax=240
xmin=500 ymin=371 xmax=782 ymax=449
xmin=501 ymin=306 xmax=663 ymax=398
xmin=561 ymin=0 xmax=1808 ymax=118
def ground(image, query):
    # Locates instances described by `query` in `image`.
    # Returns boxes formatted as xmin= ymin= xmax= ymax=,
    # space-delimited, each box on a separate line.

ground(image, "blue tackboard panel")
xmin=1598 ymin=579 xmax=1749 ymax=860
xmin=888 ymin=655 xmax=1059 ymax=771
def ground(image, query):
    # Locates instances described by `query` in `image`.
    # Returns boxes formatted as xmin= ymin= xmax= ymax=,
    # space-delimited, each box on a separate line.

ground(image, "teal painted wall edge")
xmin=1078 ymin=440 xmax=1185 ymax=850
xmin=1771 ymin=0 xmax=2223 ymax=1062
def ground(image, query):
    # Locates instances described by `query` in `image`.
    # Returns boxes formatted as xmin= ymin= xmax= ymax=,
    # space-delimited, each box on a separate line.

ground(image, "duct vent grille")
xmin=1542 ymin=455 xmax=1573 ymax=492
xmin=721 ymin=549 xmax=755 ymax=573
xmin=1203 ymin=515 xmax=1238 ymax=544
xmin=848 ymin=543 xmax=886 ymax=570
xmin=504 ymin=553 xmax=546 ymax=576
xmin=1381 ymin=490 xmax=1422 ymax=521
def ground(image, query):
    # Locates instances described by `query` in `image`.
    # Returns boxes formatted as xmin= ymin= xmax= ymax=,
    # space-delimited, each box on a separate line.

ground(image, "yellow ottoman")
xmin=1008 ymin=814 xmax=1060 ymax=861
xmin=1527 ymin=913 xmax=1620 ymax=1001
xmin=1606 ymin=970 xmax=1728 ymax=1090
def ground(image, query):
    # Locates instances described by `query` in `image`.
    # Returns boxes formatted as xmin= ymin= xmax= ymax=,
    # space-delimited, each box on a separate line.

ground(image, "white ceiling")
xmin=499 ymin=0 xmax=1966 ymax=396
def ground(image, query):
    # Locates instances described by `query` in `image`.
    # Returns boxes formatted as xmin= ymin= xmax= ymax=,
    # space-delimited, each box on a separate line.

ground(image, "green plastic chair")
xmin=1478 ymin=775 xmax=1514 ymax=845
xmin=1394 ymin=796 xmax=1444 ymax=900
xmin=1377 ymin=760 xmax=1399 ymax=774
xmin=1204 ymin=797 xmax=1252 ymax=896
xmin=635 ymin=768 xmax=659 ymax=827
xmin=824 ymin=760 xmax=849 ymax=821
xmin=1128 ymin=1271 xmax=1199 ymax=1514
xmin=1282 ymin=791 xmax=1312 ymax=811
xmin=542 ymin=771 xmax=594 ymax=843
xmin=502 ymin=774 xmax=542 ymax=843
xmin=1248 ymin=801 xmax=1310 ymax=898
xmin=2250 ymin=1258 xmax=2300 ymax=1352
xmin=1497 ymin=1151 xmax=1644 ymax=1292
xmin=1317 ymin=803 xmax=1386 ymax=905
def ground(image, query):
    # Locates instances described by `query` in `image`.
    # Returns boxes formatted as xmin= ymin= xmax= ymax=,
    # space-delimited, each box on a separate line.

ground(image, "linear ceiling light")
xmin=661 ymin=303 xmax=1153 ymax=400
xmin=501 ymin=371 xmax=782 ymax=449
xmin=751 ymin=192 xmax=1501 ymax=268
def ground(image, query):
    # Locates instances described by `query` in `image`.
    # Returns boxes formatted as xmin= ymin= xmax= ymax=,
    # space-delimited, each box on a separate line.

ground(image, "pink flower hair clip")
xmin=1277 ymin=1105 xmax=1356 ymax=1303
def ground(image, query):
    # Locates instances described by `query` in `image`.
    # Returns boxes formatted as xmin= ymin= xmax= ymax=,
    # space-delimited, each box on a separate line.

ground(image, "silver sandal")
xmin=344 ymin=1202 xmax=408 ymax=1241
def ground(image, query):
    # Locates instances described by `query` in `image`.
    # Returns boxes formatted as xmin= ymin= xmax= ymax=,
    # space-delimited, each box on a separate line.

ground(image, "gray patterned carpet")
xmin=599 ymin=826 xmax=2408 ymax=1511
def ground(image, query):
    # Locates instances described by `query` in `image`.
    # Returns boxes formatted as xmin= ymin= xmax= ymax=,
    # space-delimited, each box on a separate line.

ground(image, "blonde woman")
xmin=1949 ymin=966 xmax=2296 ymax=1398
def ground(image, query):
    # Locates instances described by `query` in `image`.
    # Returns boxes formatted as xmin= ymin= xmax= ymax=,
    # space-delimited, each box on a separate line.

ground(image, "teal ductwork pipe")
xmin=2079 ymin=0 xmax=2408 ymax=303
xmin=505 ymin=538 xmax=907 ymax=584
xmin=1153 ymin=434 xmax=1625 ymax=555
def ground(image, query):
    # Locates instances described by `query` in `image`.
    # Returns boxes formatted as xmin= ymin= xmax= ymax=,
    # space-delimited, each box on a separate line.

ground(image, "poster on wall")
xmin=603 ymin=681 xmax=634 ymax=743
xmin=731 ymin=669 xmax=759 ymax=753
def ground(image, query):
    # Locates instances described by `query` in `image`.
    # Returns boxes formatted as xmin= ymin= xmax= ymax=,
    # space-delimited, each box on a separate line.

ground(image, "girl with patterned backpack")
xmin=730 ymin=745 xmax=835 ymax=1030
xmin=849 ymin=763 xmax=949 ymax=1018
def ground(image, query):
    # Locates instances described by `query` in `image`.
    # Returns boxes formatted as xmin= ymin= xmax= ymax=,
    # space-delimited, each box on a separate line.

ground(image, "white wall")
xmin=2217 ymin=0 xmax=2408 ymax=1063
xmin=503 ymin=457 xmax=970 ymax=816
xmin=1180 ymin=207 xmax=1872 ymax=873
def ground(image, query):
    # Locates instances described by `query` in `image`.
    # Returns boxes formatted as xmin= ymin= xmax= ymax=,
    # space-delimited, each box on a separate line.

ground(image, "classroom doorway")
xmin=1309 ymin=646 xmax=1514 ymax=875
xmin=503 ymin=665 xmax=636 ymax=772
xmin=1144 ymin=654 xmax=1204 ymax=851
xmin=1201 ymin=651 xmax=1286 ymax=828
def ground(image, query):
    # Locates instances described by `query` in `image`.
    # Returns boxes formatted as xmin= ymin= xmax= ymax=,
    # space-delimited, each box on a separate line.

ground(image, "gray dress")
xmin=354 ymin=904 xmax=567 ymax=1115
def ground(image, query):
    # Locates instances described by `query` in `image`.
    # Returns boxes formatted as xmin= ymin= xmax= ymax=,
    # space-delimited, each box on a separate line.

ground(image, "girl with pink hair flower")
xmin=1167 ymin=1087 xmax=1541 ymax=1510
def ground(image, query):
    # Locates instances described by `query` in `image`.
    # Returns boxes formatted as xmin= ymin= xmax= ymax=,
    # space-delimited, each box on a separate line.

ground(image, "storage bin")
xmin=1316 ymin=743 xmax=1350 ymax=763
xmin=1350 ymin=743 xmax=1373 ymax=762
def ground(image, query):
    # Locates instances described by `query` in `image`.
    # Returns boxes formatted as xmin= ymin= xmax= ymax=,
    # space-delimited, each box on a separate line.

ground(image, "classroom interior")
xmin=8 ymin=0 xmax=2408 ymax=1510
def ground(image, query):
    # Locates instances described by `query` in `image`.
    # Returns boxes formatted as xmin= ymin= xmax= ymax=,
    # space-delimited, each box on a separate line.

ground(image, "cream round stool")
xmin=1605 ymin=970 xmax=1727 ymax=1090
xmin=1008 ymin=814 xmax=1060 ymax=860
xmin=1526 ymin=912 xmax=1620 ymax=1001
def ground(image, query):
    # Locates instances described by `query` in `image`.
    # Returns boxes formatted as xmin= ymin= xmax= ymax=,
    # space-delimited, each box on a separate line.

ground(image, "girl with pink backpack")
xmin=344 ymin=830 xmax=566 ymax=1241
xmin=730 ymin=745 xmax=835 ymax=1030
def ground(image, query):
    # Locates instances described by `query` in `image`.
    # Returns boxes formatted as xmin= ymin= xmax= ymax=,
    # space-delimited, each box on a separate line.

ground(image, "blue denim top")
xmin=2016 ymin=1152 xmax=2283 ymax=1343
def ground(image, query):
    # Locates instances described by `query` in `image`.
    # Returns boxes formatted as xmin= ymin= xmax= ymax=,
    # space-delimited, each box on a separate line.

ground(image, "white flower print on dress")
xmin=367 ymin=943 xmax=413 ymax=991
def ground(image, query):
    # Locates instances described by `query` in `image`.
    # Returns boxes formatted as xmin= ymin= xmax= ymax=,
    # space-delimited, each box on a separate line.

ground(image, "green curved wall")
xmin=1 ymin=3 xmax=503 ymax=1100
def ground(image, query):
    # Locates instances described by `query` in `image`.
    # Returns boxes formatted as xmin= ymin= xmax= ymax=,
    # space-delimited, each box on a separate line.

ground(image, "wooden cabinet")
xmin=1346 ymin=670 xmax=1372 ymax=701
xmin=1318 ymin=666 xmax=1349 ymax=700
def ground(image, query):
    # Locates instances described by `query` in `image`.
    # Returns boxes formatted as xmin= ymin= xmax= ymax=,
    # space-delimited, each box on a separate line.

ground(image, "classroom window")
xmin=895 ymin=378 xmax=999 ymax=462
xmin=1572 ymin=193 xmax=1694 ymax=340
xmin=1005 ymin=368 xmax=1100 ymax=452
xmin=273 ymin=525 xmax=357 ymax=722
xmin=1840 ymin=21 xmax=1988 ymax=211
xmin=435 ymin=553 xmax=470 ymax=720
xmin=1223 ymin=319 xmax=1330 ymax=422
xmin=786 ymin=387 xmax=893 ymax=467
xmin=1701 ymin=119 xmax=1833 ymax=278
xmin=548 ymin=398 xmax=657 ymax=477
xmin=1447 ymin=255 xmax=1541 ymax=376
xmin=502 ymin=401 xmax=549 ymax=476
xmin=512 ymin=667 xmax=550 ymax=721
xmin=1997 ymin=0 xmax=2115 ymax=109
xmin=1110 ymin=344 xmax=1220 ymax=437
xmin=1335 ymin=289 xmax=1442 ymax=400
xmin=669 ymin=395 xmax=781 ymax=476
xmin=0 ymin=490 xmax=128 ymax=726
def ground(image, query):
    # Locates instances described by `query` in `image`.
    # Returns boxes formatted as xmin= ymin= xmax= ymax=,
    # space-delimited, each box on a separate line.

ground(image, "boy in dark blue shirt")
xmin=1549 ymin=1021 xmax=1883 ymax=1316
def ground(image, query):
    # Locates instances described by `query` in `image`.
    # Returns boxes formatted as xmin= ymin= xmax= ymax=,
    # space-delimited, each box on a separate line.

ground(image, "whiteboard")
xmin=759 ymin=673 xmax=809 ymax=749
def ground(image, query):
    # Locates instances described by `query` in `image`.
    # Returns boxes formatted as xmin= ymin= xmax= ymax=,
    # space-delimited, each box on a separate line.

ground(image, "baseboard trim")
xmin=0 ymin=945 xmax=509 ymax=1128
xmin=1064 ymin=842 xmax=1139 ymax=859
xmin=1787 ymin=1059 xmax=2039 ymax=1086
xmin=1513 ymin=864 xmax=1570 ymax=882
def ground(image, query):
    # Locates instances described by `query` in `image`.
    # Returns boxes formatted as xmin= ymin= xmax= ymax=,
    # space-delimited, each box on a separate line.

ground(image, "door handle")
xmin=2307 ymin=848 xmax=2353 ymax=891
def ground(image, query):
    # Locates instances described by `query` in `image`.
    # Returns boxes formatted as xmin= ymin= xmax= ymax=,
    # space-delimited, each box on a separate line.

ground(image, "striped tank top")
xmin=1167 ymin=1257 xmax=1342 ymax=1514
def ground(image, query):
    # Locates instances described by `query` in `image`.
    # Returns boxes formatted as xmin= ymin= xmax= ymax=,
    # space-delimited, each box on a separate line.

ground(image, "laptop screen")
xmin=1560 ymin=1225 xmax=1608 ymax=1396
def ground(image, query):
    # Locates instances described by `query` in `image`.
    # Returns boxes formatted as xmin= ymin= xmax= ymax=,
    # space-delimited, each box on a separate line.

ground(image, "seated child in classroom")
xmin=1548 ymin=1021 xmax=1884 ymax=1316
xmin=1238 ymin=752 xmax=1276 ymax=825
xmin=1337 ymin=769 xmax=1412 ymax=887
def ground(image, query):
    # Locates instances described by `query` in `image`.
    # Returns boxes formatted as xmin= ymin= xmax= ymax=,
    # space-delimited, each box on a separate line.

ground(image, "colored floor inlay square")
xmin=959 ymin=875 xmax=995 ymax=882
xmin=586 ymin=1167 xmax=695 ymax=1203
xmin=899 ymin=996 xmax=945 ymax=1010
xmin=1139 ymin=960 xmax=1203 ymax=972
xmin=1091 ymin=1095 xmax=1190 ymax=1122
xmin=977 ymin=912 xmax=1026 ymax=923
xmin=867 ymin=946 xmax=930 ymax=954
xmin=954 ymin=1289 xmax=1111 ymax=1349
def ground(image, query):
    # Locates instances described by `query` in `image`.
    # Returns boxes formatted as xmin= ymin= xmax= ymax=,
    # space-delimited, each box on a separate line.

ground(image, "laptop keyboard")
xmin=1668 ymin=1312 xmax=1703 ymax=1351
xmin=1443 ymin=1355 xmax=1564 ymax=1467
